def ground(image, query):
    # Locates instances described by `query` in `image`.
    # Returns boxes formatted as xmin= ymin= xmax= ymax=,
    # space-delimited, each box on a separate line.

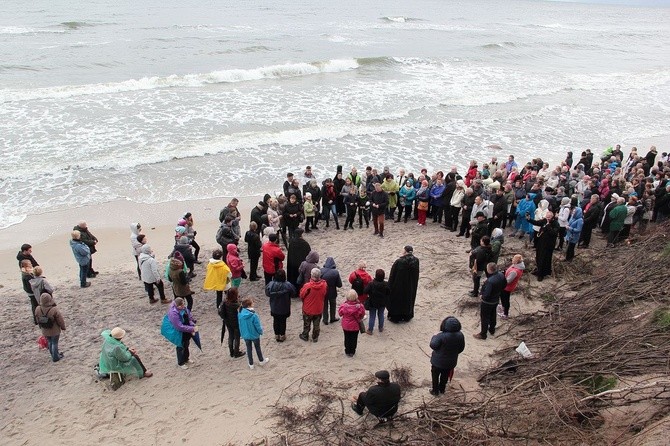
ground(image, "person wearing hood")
xmin=526 ymin=211 xmax=559 ymax=281
xmin=172 ymin=236 xmax=196 ymax=278
xmin=183 ymin=212 xmax=202 ymax=262
xmin=238 ymin=297 xmax=270 ymax=369
xmin=429 ymin=316 xmax=465 ymax=395
xmin=226 ymin=243 xmax=245 ymax=288
xmin=73 ymin=221 xmax=99 ymax=277
xmin=556 ymin=197 xmax=571 ymax=251
xmin=16 ymin=243 xmax=39 ymax=268
xmin=299 ymin=268 xmax=328 ymax=342
xmin=338 ymin=290 xmax=366 ymax=357
xmin=168 ymin=252 xmax=194 ymax=310
xmin=298 ymin=250 xmax=320 ymax=289
xmin=387 ymin=246 xmax=420 ymax=323
xmin=35 ymin=293 xmax=66 ymax=362
xmin=512 ymin=193 xmax=537 ymax=239
xmin=249 ymin=200 xmax=266 ymax=234
xmin=565 ymin=207 xmax=583 ymax=261
xmin=287 ymin=228 xmax=311 ymax=287
xmin=139 ymin=244 xmax=170 ymax=304
xmin=498 ymin=254 xmax=525 ymax=319
xmin=29 ymin=266 xmax=54 ymax=299
xmin=70 ymin=230 xmax=91 ymax=288
xmin=130 ymin=224 xmax=145 ymax=280
xmin=98 ymin=327 xmax=153 ymax=381
xmin=532 ymin=199 xmax=550 ymax=246
xmin=320 ymin=257 xmax=343 ymax=325
xmin=473 ymin=263 xmax=506 ymax=340
xmin=490 ymin=228 xmax=504 ymax=264
xmin=203 ymin=249 xmax=232 ymax=308
xmin=606 ymin=197 xmax=628 ymax=247
xmin=162 ymin=297 xmax=198 ymax=369
xmin=265 ymin=269 xmax=296 ymax=342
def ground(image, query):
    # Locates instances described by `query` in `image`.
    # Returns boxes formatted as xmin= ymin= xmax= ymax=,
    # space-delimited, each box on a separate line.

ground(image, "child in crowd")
xmin=303 ymin=193 xmax=315 ymax=233
xmin=238 ymin=297 xmax=269 ymax=369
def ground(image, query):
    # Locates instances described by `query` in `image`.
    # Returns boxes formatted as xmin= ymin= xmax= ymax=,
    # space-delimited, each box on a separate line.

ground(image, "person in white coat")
xmin=139 ymin=244 xmax=171 ymax=304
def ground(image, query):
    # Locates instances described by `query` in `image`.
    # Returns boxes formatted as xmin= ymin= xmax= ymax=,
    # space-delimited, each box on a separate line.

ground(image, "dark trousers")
xmin=431 ymin=365 xmax=452 ymax=393
xmin=607 ymin=229 xmax=621 ymax=245
xmin=28 ymin=294 xmax=38 ymax=324
xmin=557 ymin=227 xmax=567 ymax=250
xmin=323 ymin=297 xmax=337 ymax=322
xmin=176 ymin=332 xmax=191 ymax=365
xmin=473 ymin=273 xmax=482 ymax=294
xmin=264 ymin=271 xmax=274 ymax=285
xmin=343 ymin=330 xmax=359 ymax=355
xmin=396 ymin=204 xmax=412 ymax=222
xmin=479 ymin=302 xmax=497 ymax=338
xmin=345 ymin=206 xmax=356 ymax=228
xmin=372 ymin=213 xmax=385 ymax=235
xmin=79 ymin=264 xmax=89 ymax=287
xmin=459 ymin=214 xmax=470 ymax=236
xmin=500 ymin=289 xmax=511 ymax=316
xmin=432 ymin=205 xmax=443 ymax=222
xmin=580 ymin=224 xmax=594 ymax=247
xmin=272 ymin=314 xmax=288 ymax=336
xmin=87 ymin=257 xmax=96 ymax=276
xmin=190 ymin=239 xmax=200 ymax=260
xmin=449 ymin=206 xmax=461 ymax=231
xmin=358 ymin=208 xmax=370 ymax=227
xmin=248 ymin=255 xmax=260 ymax=280
xmin=134 ymin=255 xmax=141 ymax=279
xmin=245 ymin=338 xmax=264 ymax=365
xmin=144 ymin=280 xmax=166 ymax=301
xmin=302 ymin=313 xmax=321 ymax=340
xmin=225 ymin=324 xmax=241 ymax=356
xmin=386 ymin=206 xmax=396 ymax=220
xmin=216 ymin=291 xmax=224 ymax=308
xmin=305 ymin=216 xmax=314 ymax=232
xmin=566 ymin=242 xmax=576 ymax=261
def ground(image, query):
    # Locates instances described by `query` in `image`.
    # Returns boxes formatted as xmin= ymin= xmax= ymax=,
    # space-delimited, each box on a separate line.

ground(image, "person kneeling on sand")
xmin=350 ymin=370 xmax=401 ymax=421
xmin=98 ymin=327 xmax=153 ymax=382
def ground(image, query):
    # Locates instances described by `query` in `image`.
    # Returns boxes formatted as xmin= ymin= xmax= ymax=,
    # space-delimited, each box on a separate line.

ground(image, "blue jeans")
xmin=245 ymin=338 xmax=264 ymax=365
xmin=322 ymin=203 xmax=339 ymax=228
xmin=79 ymin=264 xmax=89 ymax=287
xmin=47 ymin=335 xmax=60 ymax=362
xmin=368 ymin=307 xmax=385 ymax=332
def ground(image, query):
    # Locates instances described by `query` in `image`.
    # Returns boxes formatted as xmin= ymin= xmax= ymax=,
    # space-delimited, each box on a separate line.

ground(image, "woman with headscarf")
xmin=532 ymin=199 xmax=550 ymax=246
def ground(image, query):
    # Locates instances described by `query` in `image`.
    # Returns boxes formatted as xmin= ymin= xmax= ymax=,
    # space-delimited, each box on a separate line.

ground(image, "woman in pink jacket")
xmin=226 ymin=244 xmax=245 ymax=288
xmin=338 ymin=290 xmax=366 ymax=357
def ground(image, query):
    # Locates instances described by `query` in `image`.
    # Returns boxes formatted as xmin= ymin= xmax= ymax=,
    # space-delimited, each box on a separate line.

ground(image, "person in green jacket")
xmin=606 ymin=197 xmax=628 ymax=247
xmin=99 ymin=327 xmax=153 ymax=380
xmin=381 ymin=174 xmax=400 ymax=220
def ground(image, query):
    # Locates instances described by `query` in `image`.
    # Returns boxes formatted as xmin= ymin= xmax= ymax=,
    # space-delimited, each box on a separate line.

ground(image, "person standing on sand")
xmin=348 ymin=261 xmax=373 ymax=306
xmin=218 ymin=287 xmax=245 ymax=358
xmin=29 ymin=266 xmax=54 ymax=299
xmin=183 ymin=212 xmax=201 ymax=263
xmin=265 ymin=269 xmax=296 ymax=343
xmin=287 ymin=228 xmax=311 ymax=288
xmin=473 ymin=263 xmax=506 ymax=340
xmin=498 ymin=254 xmax=525 ymax=319
xmin=139 ymin=244 xmax=171 ymax=304
xmin=320 ymin=257 xmax=342 ymax=325
xmin=162 ymin=297 xmax=198 ymax=370
xmin=429 ymin=316 xmax=465 ymax=396
xmin=338 ymin=290 xmax=366 ymax=357
xmin=238 ymin=297 xmax=270 ymax=370
xmin=203 ymin=249 xmax=232 ymax=308
xmin=70 ymin=230 xmax=91 ymax=288
xmin=226 ymin=243 xmax=245 ymax=288
xmin=262 ymin=233 xmax=285 ymax=285
xmin=370 ymin=182 xmax=389 ymax=237
xmin=168 ymin=252 xmax=194 ymax=310
xmin=20 ymin=260 xmax=37 ymax=324
xmin=16 ymin=243 xmax=39 ymax=268
xmin=299 ymin=268 xmax=328 ymax=342
xmin=363 ymin=269 xmax=390 ymax=334
xmin=387 ymin=246 xmax=420 ymax=323
xmin=73 ymin=221 xmax=99 ymax=277
xmin=130 ymin=223 xmax=144 ymax=280
xmin=244 ymin=222 xmax=262 ymax=281
xmin=35 ymin=293 xmax=66 ymax=362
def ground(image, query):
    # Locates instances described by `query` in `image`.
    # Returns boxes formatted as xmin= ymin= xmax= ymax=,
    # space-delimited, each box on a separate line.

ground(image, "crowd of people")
xmin=17 ymin=143 xmax=670 ymax=409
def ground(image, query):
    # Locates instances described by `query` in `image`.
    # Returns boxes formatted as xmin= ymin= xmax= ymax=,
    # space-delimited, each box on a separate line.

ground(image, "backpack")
xmin=37 ymin=307 xmax=54 ymax=329
xmin=352 ymin=273 xmax=365 ymax=295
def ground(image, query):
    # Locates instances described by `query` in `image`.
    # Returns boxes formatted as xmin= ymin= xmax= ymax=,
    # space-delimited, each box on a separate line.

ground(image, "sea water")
xmin=1 ymin=0 xmax=669 ymax=228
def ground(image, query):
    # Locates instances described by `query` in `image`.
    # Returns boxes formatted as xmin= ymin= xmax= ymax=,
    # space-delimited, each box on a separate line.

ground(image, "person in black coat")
xmin=363 ymin=269 xmax=391 ymax=333
xmin=387 ymin=246 xmax=420 ymax=323
xmin=526 ymin=211 xmax=560 ymax=281
xmin=244 ymin=222 xmax=262 ymax=281
xmin=16 ymin=244 xmax=39 ymax=268
xmin=473 ymin=263 xmax=506 ymax=340
xmin=334 ymin=168 xmax=346 ymax=216
xmin=351 ymin=370 xmax=402 ymax=419
xmin=286 ymin=228 xmax=310 ymax=287
xmin=283 ymin=194 xmax=304 ymax=240
xmin=320 ymin=257 xmax=342 ymax=324
xmin=265 ymin=269 xmax=296 ymax=342
xmin=429 ymin=316 xmax=465 ymax=395
xmin=172 ymin=236 xmax=196 ymax=277
xmin=579 ymin=195 xmax=603 ymax=248
xmin=218 ymin=288 xmax=245 ymax=358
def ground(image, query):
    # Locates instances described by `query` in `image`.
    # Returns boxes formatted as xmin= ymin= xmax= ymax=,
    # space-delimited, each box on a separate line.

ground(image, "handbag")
xmin=358 ymin=319 xmax=366 ymax=334
xmin=418 ymin=201 xmax=429 ymax=211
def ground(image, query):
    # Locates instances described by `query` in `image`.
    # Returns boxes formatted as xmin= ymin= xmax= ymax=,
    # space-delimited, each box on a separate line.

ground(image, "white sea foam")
xmin=0 ymin=26 xmax=64 ymax=34
xmin=0 ymin=59 xmax=360 ymax=103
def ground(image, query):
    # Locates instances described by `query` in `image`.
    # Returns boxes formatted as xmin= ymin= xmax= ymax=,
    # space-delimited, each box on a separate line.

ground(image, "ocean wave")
xmin=380 ymin=16 xmax=423 ymax=23
xmin=0 ymin=26 xmax=64 ymax=35
xmin=59 ymin=21 xmax=94 ymax=30
xmin=0 ymin=58 xmax=363 ymax=103
xmin=481 ymin=42 xmax=518 ymax=50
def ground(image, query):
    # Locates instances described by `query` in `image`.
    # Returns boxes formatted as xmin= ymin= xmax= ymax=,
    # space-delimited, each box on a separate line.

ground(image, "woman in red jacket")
xmin=338 ymin=290 xmax=366 ymax=357
xmin=348 ymin=261 xmax=373 ymax=304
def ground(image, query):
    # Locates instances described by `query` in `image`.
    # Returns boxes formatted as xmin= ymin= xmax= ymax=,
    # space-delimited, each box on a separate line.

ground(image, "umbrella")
xmin=220 ymin=322 xmax=226 ymax=345
xmin=192 ymin=331 xmax=202 ymax=351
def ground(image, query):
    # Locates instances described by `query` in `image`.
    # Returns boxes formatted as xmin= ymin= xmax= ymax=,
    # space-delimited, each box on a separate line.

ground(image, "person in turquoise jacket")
xmin=238 ymin=297 xmax=269 ymax=369
xmin=565 ymin=207 xmax=583 ymax=261
xmin=397 ymin=179 xmax=416 ymax=223
xmin=99 ymin=327 xmax=152 ymax=379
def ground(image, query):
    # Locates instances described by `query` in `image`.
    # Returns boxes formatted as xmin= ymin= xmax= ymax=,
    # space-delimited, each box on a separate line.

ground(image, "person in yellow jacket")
xmin=381 ymin=174 xmax=400 ymax=221
xmin=203 ymin=249 xmax=232 ymax=308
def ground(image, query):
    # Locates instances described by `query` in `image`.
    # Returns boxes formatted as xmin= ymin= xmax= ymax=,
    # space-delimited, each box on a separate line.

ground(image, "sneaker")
xmin=161 ymin=298 xmax=172 ymax=304
xmin=248 ymin=363 xmax=254 ymax=370
xmin=473 ymin=333 xmax=486 ymax=340
xmin=312 ymin=337 xmax=318 ymax=343
xmin=143 ymin=371 xmax=154 ymax=378
xmin=149 ymin=298 xmax=159 ymax=304
xmin=469 ymin=291 xmax=478 ymax=297
xmin=259 ymin=358 xmax=270 ymax=366
xmin=186 ymin=359 xmax=195 ymax=364
xmin=299 ymin=333 xmax=309 ymax=342
xmin=234 ymin=351 xmax=246 ymax=358
xmin=179 ymin=364 xmax=189 ymax=370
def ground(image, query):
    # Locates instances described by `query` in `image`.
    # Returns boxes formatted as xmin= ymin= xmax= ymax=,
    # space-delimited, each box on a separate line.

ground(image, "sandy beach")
xmin=0 ymin=194 xmax=551 ymax=445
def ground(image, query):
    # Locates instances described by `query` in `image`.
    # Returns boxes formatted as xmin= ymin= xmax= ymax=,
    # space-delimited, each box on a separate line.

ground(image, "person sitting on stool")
xmin=350 ymin=370 xmax=401 ymax=420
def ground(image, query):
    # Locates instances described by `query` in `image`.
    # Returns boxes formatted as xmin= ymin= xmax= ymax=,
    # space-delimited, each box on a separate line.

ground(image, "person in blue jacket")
xmin=396 ymin=179 xmax=416 ymax=223
xmin=512 ymin=193 xmax=536 ymax=238
xmin=429 ymin=179 xmax=446 ymax=223
xmin=161 ymin=297 xmax=198 ymax=369
xmin=429 ymin=316 xmax=465 ymax=395
xmin=565 ymin=206 xmax=583 ymax=262
xmin=238 ymin=297 xmax=270 ymax=369
xmin=70 ymin=230 xmax=91 ymax=288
